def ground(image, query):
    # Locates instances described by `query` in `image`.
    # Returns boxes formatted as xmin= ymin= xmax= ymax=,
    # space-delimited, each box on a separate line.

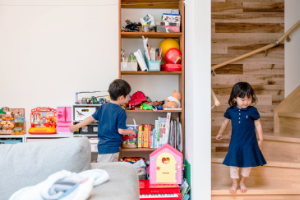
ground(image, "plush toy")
xmin=163 ymin=90 xmax=181 ymax=108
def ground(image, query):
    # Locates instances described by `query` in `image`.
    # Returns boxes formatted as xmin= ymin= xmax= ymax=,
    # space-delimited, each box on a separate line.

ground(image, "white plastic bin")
xmin=121 ymin=61 xmax=138 ymax=71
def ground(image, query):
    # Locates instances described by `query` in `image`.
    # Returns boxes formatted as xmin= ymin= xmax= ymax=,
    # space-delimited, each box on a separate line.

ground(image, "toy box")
xmin=150 ymin=143 xmax=183 ymax=184
xmin=162 ymin=13 xmax=181 ymax=23
xmin=122 ymin=119 xmax=138 ymax=148
xmin=156 ymin=22 xmax=180 ymax=33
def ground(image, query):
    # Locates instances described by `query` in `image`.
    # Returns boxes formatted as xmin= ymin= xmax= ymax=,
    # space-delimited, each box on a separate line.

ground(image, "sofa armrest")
xmin=89 ymin=162 xmax=139 ymax=200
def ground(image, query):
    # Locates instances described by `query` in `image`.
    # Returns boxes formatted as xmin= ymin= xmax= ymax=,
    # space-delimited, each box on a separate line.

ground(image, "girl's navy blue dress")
xmin=223 ymin=106 xmax=267 ymax=167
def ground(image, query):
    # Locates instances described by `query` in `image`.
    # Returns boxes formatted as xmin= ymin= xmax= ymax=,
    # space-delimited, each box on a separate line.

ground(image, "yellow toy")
xmin=159 ymin=38 xmax=180 ymax=58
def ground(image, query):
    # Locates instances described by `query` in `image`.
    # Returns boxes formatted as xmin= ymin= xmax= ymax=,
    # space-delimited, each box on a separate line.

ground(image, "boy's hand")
xmin=216 ymin=133 xmax=222 ymax=140
xmin=258 ymin=140 xmax=263 ymax=150
xmin=130 ymin=130 xmax=137 ymax=136
xmin=69 ymin=125 xmax=77 ymax=133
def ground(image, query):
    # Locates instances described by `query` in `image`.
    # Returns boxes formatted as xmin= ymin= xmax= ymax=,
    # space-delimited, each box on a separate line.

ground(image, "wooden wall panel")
xmin=211 ymin=0 xmax=284 ymax=152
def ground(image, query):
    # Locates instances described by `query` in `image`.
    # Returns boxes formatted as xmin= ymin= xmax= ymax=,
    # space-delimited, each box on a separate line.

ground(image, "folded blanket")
xmin=9 ymin=169 xmax=109 ymax=200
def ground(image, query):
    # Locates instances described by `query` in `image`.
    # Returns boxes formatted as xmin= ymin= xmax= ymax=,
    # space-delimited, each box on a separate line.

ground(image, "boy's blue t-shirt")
xmin=91 ymin=103 xmax=127 ymax=154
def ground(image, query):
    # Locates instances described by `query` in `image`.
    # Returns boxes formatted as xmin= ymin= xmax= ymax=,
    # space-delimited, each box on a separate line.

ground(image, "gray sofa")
xmin=0 ymin=137 xmax=139 ymax=200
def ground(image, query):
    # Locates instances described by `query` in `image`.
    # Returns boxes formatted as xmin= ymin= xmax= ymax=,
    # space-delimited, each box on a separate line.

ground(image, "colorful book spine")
xmin=141 ymin=131 xmax=145 ymax=147
xmin=138 ymin=125 xmax=143 ymax=148
xmin=148 ymin=125 xmax=152 ymax=148
xmin=165 ymin=112 xmax=171 ymax=144
xmin=152 ymin=129 xmax=156 ymax=148
xmin=156 ymin=120 xmax=160 ymax=148
xmin=144 ymin=125 xmax=149 ymax=148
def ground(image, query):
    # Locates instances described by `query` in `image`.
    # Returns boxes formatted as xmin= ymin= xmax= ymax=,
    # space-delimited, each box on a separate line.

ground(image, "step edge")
xmin=278 ymin=112 xmax=300 ymax=118
xmin=211 ymin=158 xmax=300 ymax=169
xmin=211 ymin=189 xmax=300 ymax=195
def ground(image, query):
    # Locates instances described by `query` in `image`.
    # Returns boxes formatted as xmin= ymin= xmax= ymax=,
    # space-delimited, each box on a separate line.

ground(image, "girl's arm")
xmin=216 ymin=117 xmax=230 ymax=140
xmin=69 ymin=116 xmax=95 ymax=133
xmin=255 ymin=119 xmax=263 ymax=150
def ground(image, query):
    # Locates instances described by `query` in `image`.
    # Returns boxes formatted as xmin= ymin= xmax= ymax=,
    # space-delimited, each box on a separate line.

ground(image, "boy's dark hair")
xmin=108 ymin=79 xmax=131 ymax=101
xmin=228 ymin=82 xmax=257 ymax=107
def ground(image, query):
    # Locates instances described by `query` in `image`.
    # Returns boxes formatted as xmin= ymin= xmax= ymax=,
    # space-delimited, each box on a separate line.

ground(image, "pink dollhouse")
xmin=150 ymin=143 xmax=183 ymax=184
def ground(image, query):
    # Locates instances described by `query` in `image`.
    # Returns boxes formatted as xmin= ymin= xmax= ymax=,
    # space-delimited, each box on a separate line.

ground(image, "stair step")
xmin=212 ymin=162 xmax=300 ymax=197
xmin=264 ymin=132 xmax=300 ymax=143
xmin=278 ymin=112 xmax=300 ymax=118
xmin=212 ymin=152 xmax=300 ymax=169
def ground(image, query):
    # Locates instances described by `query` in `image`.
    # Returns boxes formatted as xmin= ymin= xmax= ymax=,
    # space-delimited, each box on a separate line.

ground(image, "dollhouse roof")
xmin=150 ymin=143 xmax=182 ymax=158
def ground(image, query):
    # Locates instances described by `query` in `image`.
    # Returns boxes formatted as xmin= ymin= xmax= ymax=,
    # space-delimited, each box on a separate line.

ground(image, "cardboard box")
xmin=162 ymin=13 xmax=181 ymax=23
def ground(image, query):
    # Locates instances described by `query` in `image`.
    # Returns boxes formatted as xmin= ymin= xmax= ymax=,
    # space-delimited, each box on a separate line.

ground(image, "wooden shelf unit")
xmin=119 ymin=0 xmax=185 ymax=156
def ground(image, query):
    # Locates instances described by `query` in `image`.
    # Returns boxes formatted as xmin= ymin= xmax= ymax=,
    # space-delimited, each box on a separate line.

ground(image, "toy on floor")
xmin=29 ymin=107 xmax=57 ymax=134
xmin=150 ymin=143 xmax=183 ymax=184
xmin=163 ymin=90 xmax=181 ymax=109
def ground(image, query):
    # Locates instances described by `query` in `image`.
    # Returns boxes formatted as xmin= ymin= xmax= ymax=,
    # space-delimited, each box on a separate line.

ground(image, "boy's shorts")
xmin=97 ymin=152 xmax=119 ymax=162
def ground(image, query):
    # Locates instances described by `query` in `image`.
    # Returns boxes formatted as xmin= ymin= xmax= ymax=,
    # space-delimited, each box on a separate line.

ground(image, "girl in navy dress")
xmin=216 ymin=82 xmax=266 ymax=193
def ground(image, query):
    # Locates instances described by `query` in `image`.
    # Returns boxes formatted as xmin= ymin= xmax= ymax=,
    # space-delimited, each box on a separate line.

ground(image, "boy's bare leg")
xmin=240 ymin=176 xmax=248 ymax=193
xmin=229 ymin=178 xmax=238 ymax=193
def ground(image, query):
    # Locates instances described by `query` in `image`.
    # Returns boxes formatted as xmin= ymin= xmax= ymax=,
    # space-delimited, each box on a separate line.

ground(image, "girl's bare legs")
xmin=229 ymin=178 xmax=238 ymax=193
xmin=240 ymin=176 xmax=247 ymax=193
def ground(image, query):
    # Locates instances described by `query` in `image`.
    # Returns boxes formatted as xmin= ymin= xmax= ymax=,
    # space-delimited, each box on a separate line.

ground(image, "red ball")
xmin=165 ymin=48 xmax=181 ymax=64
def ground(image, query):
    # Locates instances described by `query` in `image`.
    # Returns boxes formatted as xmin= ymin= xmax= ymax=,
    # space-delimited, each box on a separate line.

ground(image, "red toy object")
xmin=165 ymin=48 xmax=181 ymax=64
xmin=139 ymin=180 xmax=181 ymax=200
xmin=161 ymin=64 xmax=182 ymax=71
xmin=130 ymin=91 xmax=147 ymax=105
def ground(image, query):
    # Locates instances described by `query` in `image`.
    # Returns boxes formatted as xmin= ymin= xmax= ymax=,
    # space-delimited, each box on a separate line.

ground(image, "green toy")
xmin=142 ymin=103 xmax=152 ymax=110
xmin=0 ymin=107 xmax=9 ymax=114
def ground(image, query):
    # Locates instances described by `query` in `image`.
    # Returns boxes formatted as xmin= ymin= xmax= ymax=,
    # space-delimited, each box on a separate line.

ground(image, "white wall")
xmin=185 ymin=0 xmax=211 ymax=199
xmin=285 ymin=0 xmax=300 ymax=96
xmin=0 ymin=0 xmax=118 ymax=129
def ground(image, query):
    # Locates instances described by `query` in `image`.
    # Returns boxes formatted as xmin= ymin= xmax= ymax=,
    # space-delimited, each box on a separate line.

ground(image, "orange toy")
xmin=29 ymin=107 xmax=57 ymax=134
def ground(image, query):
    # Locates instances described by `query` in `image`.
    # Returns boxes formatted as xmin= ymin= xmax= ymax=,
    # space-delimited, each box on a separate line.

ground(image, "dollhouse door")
xmin=156 ymin=152 xmax=177 ymax=183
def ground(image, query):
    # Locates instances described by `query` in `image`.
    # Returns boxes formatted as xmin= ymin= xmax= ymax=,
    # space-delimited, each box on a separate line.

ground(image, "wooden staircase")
xmin=211 ymin=85 xmax=300 ymax=200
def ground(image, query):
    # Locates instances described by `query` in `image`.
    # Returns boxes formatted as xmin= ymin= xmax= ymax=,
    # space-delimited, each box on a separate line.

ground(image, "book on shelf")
xmin=134 ymin=49 xmax=148 ymax=71
xmin=132 ymin=113 xmax=182 ymax=151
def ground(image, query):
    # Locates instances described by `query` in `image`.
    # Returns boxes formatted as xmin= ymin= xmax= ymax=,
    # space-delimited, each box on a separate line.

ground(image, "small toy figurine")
xmin=123 ymin=19 xmax=142 ymax=32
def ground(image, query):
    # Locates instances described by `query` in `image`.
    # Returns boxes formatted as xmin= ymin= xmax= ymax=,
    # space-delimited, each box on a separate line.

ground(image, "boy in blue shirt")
xmin=69 ymin=79 xmax=136 ymax=162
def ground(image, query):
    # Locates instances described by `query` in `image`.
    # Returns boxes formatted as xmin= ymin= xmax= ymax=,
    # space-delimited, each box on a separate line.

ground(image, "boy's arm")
xmin=216 ymin=117 xmax=230 ymax=140
xmin=118 ymin=128 xmax=136 ymax=136
xmin=255 ymin=119 xmax=263 ymax=150
xmin=69 ymin=116 xmax=95 ymax=133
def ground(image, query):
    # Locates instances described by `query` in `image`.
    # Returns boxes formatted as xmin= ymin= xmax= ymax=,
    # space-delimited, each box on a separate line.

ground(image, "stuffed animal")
xmin=163 ymin=90 xmax=181 ymax=108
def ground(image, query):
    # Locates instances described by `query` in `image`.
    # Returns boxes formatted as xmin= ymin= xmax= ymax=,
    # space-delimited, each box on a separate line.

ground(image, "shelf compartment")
xmin=121 ymin=147 xmax=156 ymax=152
xmin=126 ymin=110 xmax=182 ymax=113
xmin=121 ymin=71 xmax=182 ymax=75
xmin=121 ymin=32 xmax=182 ymax=38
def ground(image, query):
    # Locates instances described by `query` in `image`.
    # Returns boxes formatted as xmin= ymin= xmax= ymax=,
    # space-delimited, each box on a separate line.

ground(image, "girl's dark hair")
xmin=228 ymin=82 xmax=257 ymax=107
xmin=108 ymin=79 xmax=131 ymax=101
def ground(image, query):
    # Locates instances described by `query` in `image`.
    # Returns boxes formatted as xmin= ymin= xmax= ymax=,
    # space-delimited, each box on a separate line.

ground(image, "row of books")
xmin=137 ymin=112 xmax=182 ymax=152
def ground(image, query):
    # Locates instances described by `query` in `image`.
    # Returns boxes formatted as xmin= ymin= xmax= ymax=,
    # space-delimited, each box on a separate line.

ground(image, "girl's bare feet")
xmin=240 ymin=181 xmax=248 ymax=193
xmin=229 ymin=183 xmax=238 ymax=193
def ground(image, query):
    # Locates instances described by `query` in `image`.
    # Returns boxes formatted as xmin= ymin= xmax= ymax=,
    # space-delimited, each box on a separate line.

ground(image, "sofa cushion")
xmin=0 ymin=137 xmax=91 ymax=200
xmin=89 ymin=162 xmax=139 ymax=200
